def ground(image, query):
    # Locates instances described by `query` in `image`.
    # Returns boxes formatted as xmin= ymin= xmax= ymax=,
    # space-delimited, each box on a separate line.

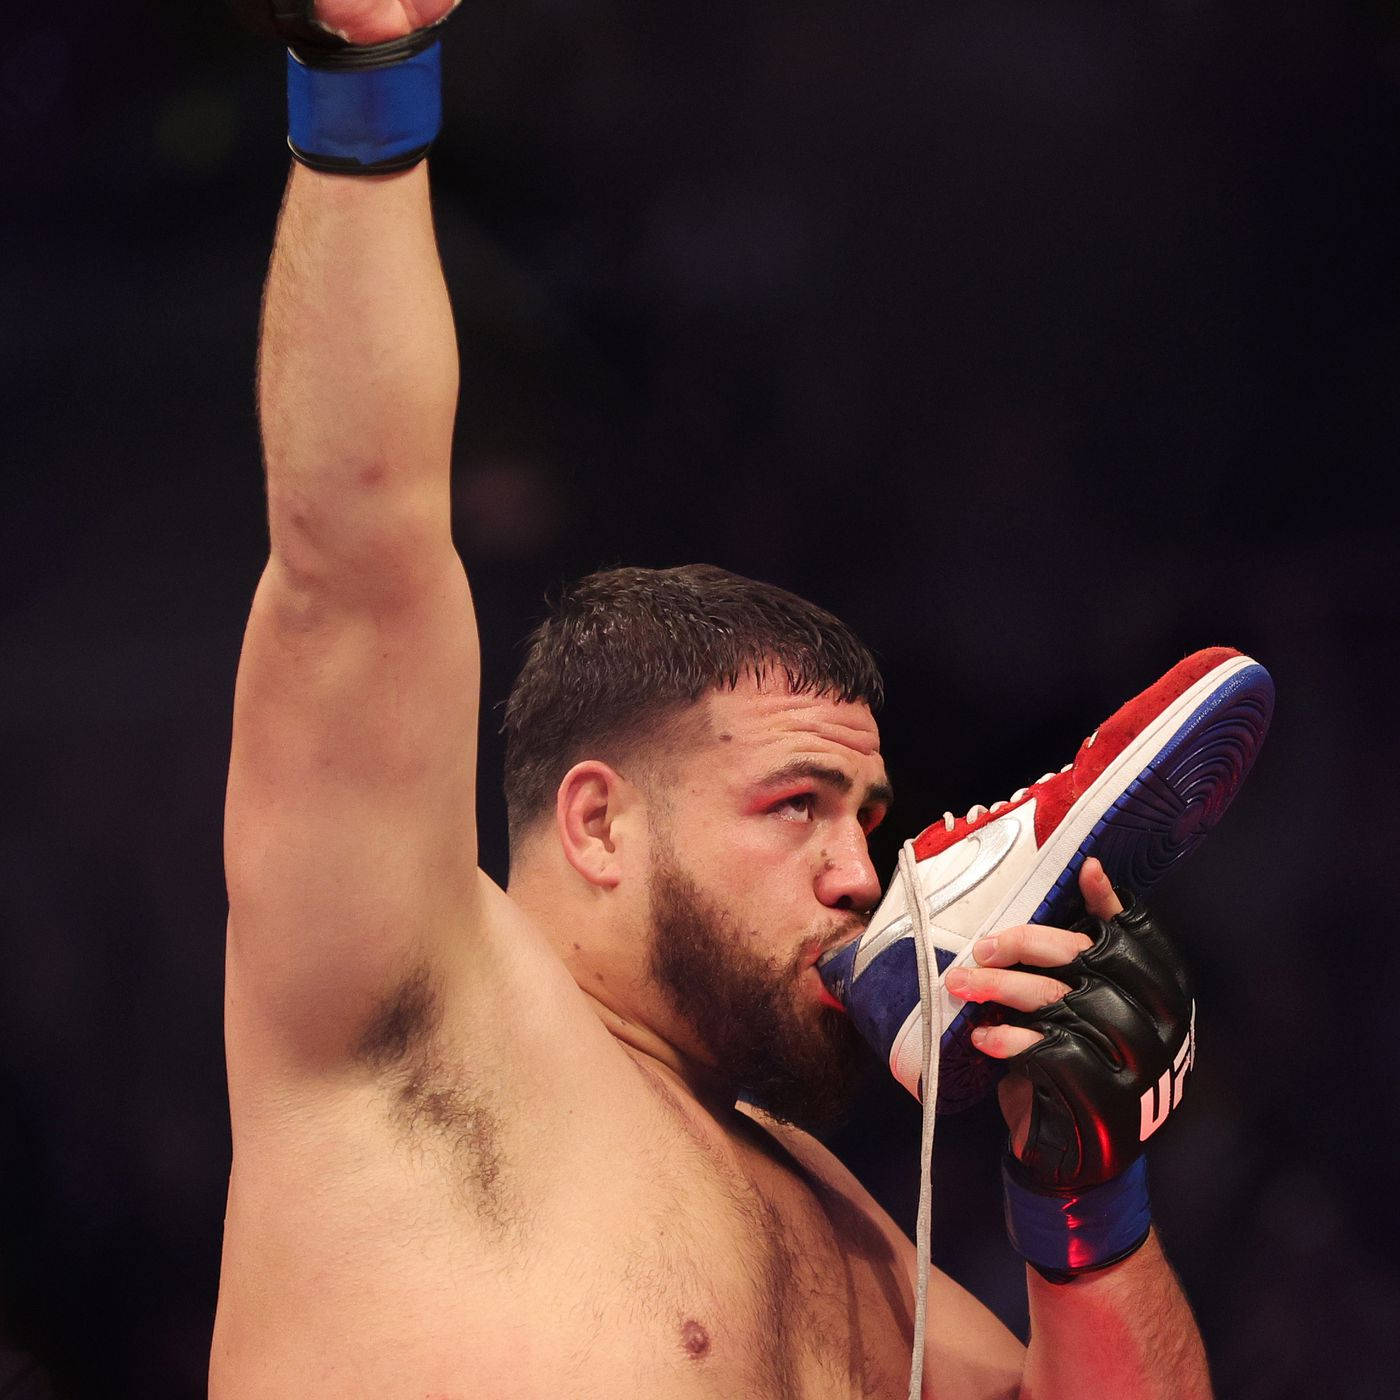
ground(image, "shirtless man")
xmin=212 ymin=3 xmax=1215 ymax=1394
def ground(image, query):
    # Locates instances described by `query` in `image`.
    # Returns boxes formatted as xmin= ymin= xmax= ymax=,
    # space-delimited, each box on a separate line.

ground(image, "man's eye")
xmin=775 ymin=794 xmax=815 ymax=821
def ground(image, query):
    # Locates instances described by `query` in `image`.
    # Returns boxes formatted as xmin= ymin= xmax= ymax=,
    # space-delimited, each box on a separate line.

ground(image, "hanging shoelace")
xmin=900 ymin=837 xmax=944 ymax=1400
xmin=902 ymin=727 xmax=1096 ymax=1395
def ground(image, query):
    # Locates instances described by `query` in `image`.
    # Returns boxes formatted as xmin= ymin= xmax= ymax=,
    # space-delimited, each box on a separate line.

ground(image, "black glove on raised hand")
xmin=1000 ymin=896 xmax=1195 ymax=1280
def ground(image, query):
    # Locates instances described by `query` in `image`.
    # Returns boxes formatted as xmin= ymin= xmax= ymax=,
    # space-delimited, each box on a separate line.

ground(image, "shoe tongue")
xmin=816 ymin=938 xmax=860 ymax=1004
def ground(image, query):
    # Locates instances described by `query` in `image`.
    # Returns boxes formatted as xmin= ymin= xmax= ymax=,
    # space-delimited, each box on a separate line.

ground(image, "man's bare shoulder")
xmin=737 ymin=1104 xmax=898 ymax=1222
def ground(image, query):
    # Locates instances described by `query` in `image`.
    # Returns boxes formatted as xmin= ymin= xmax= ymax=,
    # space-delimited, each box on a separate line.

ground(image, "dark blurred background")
xmin=3 ymin=0 xmax=1399 ymax=1395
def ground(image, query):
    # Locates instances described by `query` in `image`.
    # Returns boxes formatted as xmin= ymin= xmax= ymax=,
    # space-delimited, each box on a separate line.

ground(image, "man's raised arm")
xmin=224 ymin=0 xmax=483 ymax=1084
xmin=258 ymin=160 xmax=460 ymax=611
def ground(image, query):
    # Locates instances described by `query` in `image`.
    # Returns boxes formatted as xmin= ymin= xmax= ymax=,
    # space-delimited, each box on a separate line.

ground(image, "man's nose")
xmin=816 ymin=828 xmax=883 ymax=913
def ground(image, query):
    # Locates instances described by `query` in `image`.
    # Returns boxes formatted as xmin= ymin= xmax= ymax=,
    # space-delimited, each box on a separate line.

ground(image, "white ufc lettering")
xmin=1139 ymin=1002 xmax=1196 ymax=1142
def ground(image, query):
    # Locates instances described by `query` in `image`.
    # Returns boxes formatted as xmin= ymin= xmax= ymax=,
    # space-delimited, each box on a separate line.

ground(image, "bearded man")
xmin=212 ymin=2 xmax=1218 ymax=1395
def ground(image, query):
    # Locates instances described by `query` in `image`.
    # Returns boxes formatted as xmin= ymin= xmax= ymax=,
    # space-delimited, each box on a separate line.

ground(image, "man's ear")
xmin=555 ymin=760 xmax=641 ymax=889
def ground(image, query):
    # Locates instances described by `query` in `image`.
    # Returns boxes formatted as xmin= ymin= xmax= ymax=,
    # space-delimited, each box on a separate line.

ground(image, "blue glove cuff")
xmin=1002 ymin=1153 xmax=1152 ymax=1283
xmin=286 ymin=41 xmax=443 ymax=175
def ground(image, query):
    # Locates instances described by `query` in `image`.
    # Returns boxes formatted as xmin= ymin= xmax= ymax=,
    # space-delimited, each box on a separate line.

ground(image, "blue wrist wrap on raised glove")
xmin=287 ymin=41 xmax=443 ymax=174
xmin=1002 ymin=1153 xmax=1152 ymax=1283
xmin=230 ymin=1 xmax=460 ymax=174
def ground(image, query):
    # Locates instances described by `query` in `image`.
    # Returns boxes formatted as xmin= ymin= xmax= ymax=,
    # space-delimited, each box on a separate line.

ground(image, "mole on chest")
xmin=680 ymin=1318 xmax=711 ymax=1359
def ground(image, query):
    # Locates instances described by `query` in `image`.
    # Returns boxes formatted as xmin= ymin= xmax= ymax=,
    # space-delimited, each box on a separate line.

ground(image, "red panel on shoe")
xmin=910 ymin=648 xmax=1242 ymax=862
xmin=911 ymin=791 xmax=1036 ymax=861
xmin=1031 ymin=647 xmax=1240 ymax=846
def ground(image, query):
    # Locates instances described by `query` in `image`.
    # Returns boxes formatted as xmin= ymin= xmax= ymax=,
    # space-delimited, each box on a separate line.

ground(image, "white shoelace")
xmin=903 ymin=726 xmax=1095 ymax=1394
xmin=940 ymin=731 xmax=1097 ymax=832
xmin=900 ymin=837 xmax=943 ymax=1400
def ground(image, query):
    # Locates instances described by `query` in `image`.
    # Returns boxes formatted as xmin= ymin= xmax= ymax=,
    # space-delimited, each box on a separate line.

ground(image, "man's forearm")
xmin=1020 ymin=1231 xmax=1212 ymax=1400
xmin=257 ymin=160 xmax=459 ymax=594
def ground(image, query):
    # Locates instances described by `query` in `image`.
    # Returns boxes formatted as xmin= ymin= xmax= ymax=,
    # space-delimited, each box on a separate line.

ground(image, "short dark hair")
xmin=502 ymin=565 xmax=884 ymax=846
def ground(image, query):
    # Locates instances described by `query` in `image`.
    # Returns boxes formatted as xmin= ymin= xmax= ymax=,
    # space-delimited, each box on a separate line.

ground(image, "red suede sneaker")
xmin=818 ymin=648 xmax=1274 ymax=1110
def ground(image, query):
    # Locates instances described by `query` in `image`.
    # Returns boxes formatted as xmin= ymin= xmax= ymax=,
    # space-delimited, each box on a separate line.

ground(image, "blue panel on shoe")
xmin=848 ymin=939 xmax=920 ymax=1059
xmin=821 ymin=934 xmax=957 ymax=1066
xmin=816 ymin=938 xmax=859 ymax=1004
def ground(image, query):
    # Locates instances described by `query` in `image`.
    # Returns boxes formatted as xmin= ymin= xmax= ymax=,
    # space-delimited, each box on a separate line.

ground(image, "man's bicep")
xmin=223 ymin=549 xmax=482 ymax=1075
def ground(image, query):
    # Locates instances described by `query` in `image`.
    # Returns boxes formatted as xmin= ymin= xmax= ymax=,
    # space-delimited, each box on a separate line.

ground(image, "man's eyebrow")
xmin=755 ymin=760 xmax=894 ymax=809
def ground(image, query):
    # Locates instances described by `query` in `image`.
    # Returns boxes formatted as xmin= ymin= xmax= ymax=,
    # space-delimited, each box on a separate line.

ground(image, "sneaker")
xmin=818 ymin=647 xmax=1274 ymax=1110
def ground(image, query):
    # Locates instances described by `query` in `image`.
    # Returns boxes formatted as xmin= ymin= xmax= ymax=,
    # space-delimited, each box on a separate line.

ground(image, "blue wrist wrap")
xmin=1002 ymin=1154 xmax=1152 ymax=1283
xmin=286 ymin=42 xmax=443 ymax=175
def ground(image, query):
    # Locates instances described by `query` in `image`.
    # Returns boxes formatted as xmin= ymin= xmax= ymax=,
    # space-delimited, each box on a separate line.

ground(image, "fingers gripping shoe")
xmin=818 ymin=646 xmax=1274 ymax=1111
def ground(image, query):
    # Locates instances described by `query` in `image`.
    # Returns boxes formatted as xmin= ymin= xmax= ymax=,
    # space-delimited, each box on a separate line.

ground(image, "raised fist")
xmin=229 ymin=0 xmax=460 ymax=53
xmin=297 ymin=0 xmax=460 ymax=47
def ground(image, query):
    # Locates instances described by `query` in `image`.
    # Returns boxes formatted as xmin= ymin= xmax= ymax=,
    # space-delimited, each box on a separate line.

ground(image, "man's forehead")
xmin=697 ymin=675 xmax=884 ymax=765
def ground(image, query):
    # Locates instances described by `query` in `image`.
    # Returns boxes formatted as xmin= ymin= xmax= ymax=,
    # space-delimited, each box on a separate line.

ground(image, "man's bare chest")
xmin=530 ymin=1073 xmax=919 ymax=1398
xmin=217 ymin=1058 xmax=919 ymax=1398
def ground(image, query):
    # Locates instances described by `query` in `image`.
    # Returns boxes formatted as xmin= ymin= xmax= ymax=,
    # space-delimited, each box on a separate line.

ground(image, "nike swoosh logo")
xmin=851 ymin=815 xmax=1022 ymax=981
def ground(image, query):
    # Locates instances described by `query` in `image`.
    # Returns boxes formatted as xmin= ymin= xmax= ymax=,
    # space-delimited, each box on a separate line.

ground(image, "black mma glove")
xmin=1000 ymin=896 xmax=1195 ymax=1281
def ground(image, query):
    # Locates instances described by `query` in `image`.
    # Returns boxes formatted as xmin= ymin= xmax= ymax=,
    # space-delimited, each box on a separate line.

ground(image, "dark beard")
xmin=647 ymin=848 xmax=870 ymax=1135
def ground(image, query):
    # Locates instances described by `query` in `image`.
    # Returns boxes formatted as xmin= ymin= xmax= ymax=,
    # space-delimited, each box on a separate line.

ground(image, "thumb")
xmin=1079 ymin=857 xmax=1125 ymax=920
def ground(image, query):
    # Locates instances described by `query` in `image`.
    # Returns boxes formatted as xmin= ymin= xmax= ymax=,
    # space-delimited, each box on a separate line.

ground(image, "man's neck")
xmin=582 ymin=988 xmax=737 ymax=1119
xmin=507 ymin=861 xmax=736 ymax=1117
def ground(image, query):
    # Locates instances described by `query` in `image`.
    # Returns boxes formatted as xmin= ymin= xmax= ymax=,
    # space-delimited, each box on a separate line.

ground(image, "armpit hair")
xmin=355 ymin=963 xmax=441 ymax=1069
xmin=354 ymin=964 xmax=514 ymax=1234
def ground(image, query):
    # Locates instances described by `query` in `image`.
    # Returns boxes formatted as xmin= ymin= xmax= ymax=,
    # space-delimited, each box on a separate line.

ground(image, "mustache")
xmin=799 ymin=913 xmax=872 ymax=970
